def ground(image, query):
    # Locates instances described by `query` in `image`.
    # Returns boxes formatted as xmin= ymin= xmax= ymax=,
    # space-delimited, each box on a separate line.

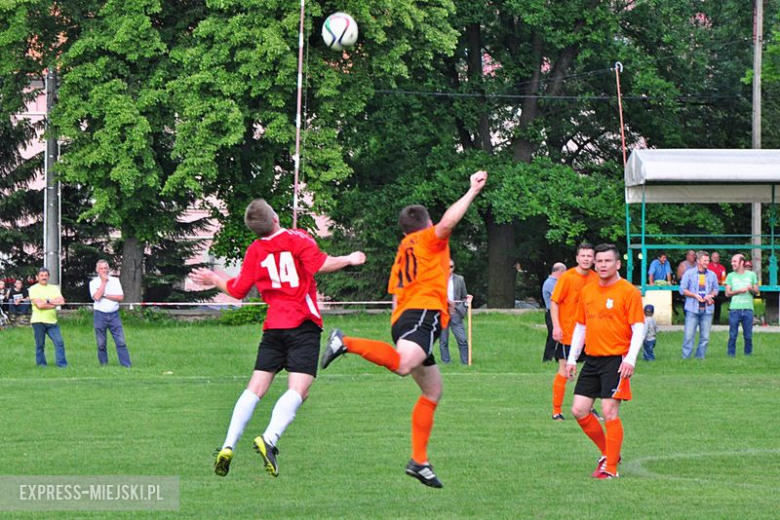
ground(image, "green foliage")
xmin=218 ymin=299 xmax=267 ymax=326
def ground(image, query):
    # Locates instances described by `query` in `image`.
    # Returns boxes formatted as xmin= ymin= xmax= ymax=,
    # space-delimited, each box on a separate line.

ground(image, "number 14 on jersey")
xmin=261 ymin=252 xmax=300 ymax=288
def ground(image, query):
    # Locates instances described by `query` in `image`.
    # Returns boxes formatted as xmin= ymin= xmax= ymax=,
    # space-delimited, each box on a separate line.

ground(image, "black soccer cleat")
xmin=552 ymin=413 xmax=565 ymax=421
xmin=253 ymin=437 xmax=279 ymax=477
xmin=405 ymin=460 xmax=443 ymax=488
xmin=320 ymin=328 xmax=347 ymax=369
xmin=591 ymin=408 xmax=604 ymax=421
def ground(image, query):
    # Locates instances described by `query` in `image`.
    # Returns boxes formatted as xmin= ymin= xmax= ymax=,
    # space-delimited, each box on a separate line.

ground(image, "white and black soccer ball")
xmin=322 ymin=12 xmax=359 ymax=50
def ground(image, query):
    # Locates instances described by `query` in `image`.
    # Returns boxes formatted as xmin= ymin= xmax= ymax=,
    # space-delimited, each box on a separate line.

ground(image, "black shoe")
xmin=591 ymin=408 xmax=604 ymax=421
xmin=405 ymin=460 xmax=443 ymax=488
xmin=320 ymin=329 xmax=347 ymax=369
xmin=552 ymin=413 xmax=565 ymax=421
xmin=253 ymin=437 xmax=279 ymax=477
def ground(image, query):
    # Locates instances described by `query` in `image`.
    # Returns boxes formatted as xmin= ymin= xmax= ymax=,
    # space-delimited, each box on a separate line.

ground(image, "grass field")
xmin=1 ymin=311 xmax=779 ymax=519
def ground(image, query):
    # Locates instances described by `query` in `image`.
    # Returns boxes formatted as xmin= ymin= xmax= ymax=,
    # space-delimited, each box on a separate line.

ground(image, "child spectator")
xmin=642 ymin=304 xmax=658 ymax=361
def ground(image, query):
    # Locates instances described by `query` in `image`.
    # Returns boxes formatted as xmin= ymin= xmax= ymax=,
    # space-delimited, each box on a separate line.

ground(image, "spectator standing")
xmin=647 ymin=252 xmax=672 ymax=284
xmin=542 ymin=263 xmax=566 ymax=362
xmin=679 ymin=251 xmax=719 ymax=359
xmin=642 ymin=305 xmax=658 ymax=361
xmin=90 ymin=260 xmax=132 ymax=367
xmin=676 ymin=250 xmax=697 ymax=282
xmin=707 ymin=251 xmax=727 ymax=324
xmin=439 ymin=259 xmax=470 ymax=365
xmin=725 ymin=254 xmax=759 ymax=357
xmin=28 ymin=268 xmax=67 ymax=367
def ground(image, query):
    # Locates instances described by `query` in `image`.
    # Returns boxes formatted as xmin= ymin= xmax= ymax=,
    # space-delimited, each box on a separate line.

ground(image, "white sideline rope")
xmin=51 ymin=299 xmax=471 ymax=308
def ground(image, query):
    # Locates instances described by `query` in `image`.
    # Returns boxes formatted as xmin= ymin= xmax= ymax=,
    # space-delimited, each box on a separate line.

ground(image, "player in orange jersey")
xmin=320 ymin=170 xmax=488 ymax=488
xmin=565 ymin=243 xmax=645 ymax=479
xmin=549 ymin=243 xmax=598 ymax=420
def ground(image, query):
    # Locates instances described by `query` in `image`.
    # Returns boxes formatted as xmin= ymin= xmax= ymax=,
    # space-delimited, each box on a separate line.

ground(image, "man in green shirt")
xmin=28 ymin=268 xmax=68 ymax=367
xmin=725 ymin=254 xmax=759 ymax=357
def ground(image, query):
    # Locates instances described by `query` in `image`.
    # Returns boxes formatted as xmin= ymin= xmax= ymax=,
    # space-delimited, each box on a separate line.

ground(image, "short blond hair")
xmin=244 ymin=199 xmax=277 ymax=237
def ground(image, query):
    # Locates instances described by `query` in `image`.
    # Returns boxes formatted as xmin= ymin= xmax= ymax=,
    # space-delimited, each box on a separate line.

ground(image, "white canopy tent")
xmin=623 ymin=148 xmax=780 ymax=294
xmin=625 ymin=149 xmax=780 ymax=204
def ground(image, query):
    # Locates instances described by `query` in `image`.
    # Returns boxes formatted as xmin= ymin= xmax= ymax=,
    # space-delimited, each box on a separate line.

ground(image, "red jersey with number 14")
xmin=226 ymin=229 xmax=328 ymax=330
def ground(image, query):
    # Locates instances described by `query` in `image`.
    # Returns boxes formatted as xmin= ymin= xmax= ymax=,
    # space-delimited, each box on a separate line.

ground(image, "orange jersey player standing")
xmin=320 ymin=170 xmax=488 ymax=488
xmin=548 ymin=243 xmax=599 ymax=421
xmin=565 ymin=243 xmax=646 ymax=479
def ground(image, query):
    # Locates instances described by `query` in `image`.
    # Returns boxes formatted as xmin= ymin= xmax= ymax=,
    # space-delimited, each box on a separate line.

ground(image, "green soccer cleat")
xmin=214 ymin=447 xmax=234 ymax=477
xmin=254 ymin=437 xmax=279 ymax=477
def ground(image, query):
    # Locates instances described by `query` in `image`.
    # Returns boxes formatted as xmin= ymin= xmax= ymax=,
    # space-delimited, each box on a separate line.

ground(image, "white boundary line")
xmin=622 ymin=448 xmax=780 ymax=484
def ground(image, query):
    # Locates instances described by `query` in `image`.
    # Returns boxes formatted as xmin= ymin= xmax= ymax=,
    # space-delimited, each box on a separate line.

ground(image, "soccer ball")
xmin=322 ymin=12 xmax=359 ymax=50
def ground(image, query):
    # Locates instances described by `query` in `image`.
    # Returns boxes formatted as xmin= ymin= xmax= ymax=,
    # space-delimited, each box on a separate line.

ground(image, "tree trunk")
xmin=120 ymin=236 xmax=145 ymax=304
xmin=486 ymin=213 xmax=518 ymax=308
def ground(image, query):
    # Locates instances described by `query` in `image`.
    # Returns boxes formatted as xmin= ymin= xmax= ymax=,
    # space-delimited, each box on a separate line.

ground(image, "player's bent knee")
xmin=571 ymin=406 xmax=590 ymax=420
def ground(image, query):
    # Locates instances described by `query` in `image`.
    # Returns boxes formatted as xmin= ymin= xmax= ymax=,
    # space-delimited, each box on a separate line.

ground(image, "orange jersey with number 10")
xmin=387 ymin=226 xmax=451 ymax=328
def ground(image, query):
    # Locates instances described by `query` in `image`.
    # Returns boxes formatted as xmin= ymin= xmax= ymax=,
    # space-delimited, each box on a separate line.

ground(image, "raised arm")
xmin=434 ymin=171 xmax=487 ymax=240
xmin=318 ymin=252 xmax=366 ymax=273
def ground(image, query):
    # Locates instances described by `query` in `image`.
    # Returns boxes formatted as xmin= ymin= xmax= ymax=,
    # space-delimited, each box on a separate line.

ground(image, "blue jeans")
xmin=643 ymin=339 xmax=656 ymax=361
xmin=727 ymin=309 xmax=753 ymax=356
xmin=32 ymin=322 xmax=67 ymax=367
xmin=682 ymin=311 xmax=713 ymax=359
xmin=10 ymin=302 xmax=30 ymax=315
xmin=94 ymin=310 xmax=132 ymax=367
xmin=440 ymin=315 xmax=469 ymax=364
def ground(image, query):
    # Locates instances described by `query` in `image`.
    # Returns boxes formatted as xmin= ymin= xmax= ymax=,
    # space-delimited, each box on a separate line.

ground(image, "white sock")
xmin=262 ymin=390 xmax=303 ymax=447
xmin=222 ymin=390 xmax=260 ymax=449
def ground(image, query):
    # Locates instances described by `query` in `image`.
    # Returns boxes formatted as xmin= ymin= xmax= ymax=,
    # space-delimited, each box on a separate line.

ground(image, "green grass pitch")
xmin=1 ymin=311 xmax=778 ymax=518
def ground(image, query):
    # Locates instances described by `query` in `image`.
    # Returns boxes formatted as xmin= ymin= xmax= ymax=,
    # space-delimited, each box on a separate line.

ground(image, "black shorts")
xmin=254 ymin=320 xmax=322 ymax=377
xmin=391 ymin=309 xmax=441 ymax=367
xmin=554 ymin=343 xmax=586 ymax=362
xmin=574 ymin=355 xmax=623 ymax=399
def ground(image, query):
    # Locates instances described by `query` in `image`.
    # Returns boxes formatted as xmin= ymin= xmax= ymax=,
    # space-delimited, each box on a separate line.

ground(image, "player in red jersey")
xmin=320 ymin=171 xmax=488 ymax=488
xmin=191 ymin=199 xmax=365 ymax=478
xmin=565 ymin=244 xmax=645 ymax=479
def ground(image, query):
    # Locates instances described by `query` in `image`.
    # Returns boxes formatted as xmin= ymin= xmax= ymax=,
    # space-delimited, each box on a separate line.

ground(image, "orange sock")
xmin=552 ymin=374 xmax=567 ymax=415
xmin=343 ymin=336 xmax=400 ymax=372
xmin=576 ymin=413 xmax=606 ymax=455
xmin=604 ymin=418 xmax=624 ymax=475
xmin=411 ymin=396 xmax=437 ymax=464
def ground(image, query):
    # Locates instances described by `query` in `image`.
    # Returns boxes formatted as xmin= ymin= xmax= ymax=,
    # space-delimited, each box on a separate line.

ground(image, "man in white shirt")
xmin=90 ymin=259 xmax=132 ymax=367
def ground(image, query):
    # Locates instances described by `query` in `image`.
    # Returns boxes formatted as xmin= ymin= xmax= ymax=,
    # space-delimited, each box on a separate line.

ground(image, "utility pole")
xmin=43 ymin=68 xmax=61 ymax=285
xmin=752 ymin=0 xmax=763 ymax=283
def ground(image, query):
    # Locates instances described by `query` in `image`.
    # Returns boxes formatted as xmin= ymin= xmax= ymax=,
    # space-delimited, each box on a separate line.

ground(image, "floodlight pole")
xmin=43 ymin=68 xmax=61 ymax=285
xmin=752 ymin=0 xmax=763 ymax=283
xmin=292 ymin=0 xmax=306 ymax=229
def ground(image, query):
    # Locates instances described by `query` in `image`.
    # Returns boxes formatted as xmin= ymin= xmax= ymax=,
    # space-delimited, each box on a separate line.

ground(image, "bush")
xmin=218 ymin=299 xmax=267 ymax=326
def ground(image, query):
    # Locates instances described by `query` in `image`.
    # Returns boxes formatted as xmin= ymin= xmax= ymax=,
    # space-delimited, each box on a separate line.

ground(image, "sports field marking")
xmin=623 ymin=448 xmax=780 ymax=485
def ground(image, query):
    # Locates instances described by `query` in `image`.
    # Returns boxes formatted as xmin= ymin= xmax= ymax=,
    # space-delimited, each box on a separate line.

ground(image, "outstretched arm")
xmin=190 ymin=268 xmax=229 ymax=295
xmin=434 ymin=171 xmax=488 ymax=240
xmin=318 ymin=252 xmax=366 ymax=273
